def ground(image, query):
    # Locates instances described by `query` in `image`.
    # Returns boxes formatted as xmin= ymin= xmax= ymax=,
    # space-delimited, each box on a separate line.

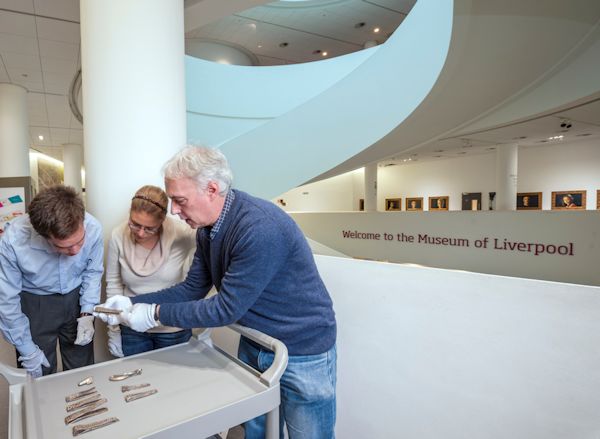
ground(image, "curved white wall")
xmin=186 ymin=0 xmax=453 ymax=197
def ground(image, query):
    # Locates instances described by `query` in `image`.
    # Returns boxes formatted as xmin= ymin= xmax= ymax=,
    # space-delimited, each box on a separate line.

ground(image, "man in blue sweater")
xmin=96 ymin=146 xmax=337 ymax=438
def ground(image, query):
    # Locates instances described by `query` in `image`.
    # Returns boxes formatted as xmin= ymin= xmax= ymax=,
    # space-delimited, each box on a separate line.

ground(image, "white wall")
xmin=317 ymin=255 xmax=600 ymax=439
xmin=379 ymin=153 xmax=497 ymax=211
xmin=278 ymin=138 xmax=600 ymax=211
xmin=277 ymin=170 xmax=361 ymax=212
xmin=519 ymin=139 xmax=600 ymax=210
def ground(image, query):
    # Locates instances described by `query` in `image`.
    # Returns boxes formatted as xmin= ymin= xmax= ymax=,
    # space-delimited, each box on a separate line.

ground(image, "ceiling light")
xmin=279 ymin=42 xmax=289 ymax=48
xmin=258 ymin=44 xmax=262 ymax=48
xmin=373 ymin=27 xmax=380 ymax=33
xmin=38 ymin=135 xmax=44 ymax=141
xmin=322 ymin=51 xmax=328 ymax=56
xmin=354 ymin=22 xmax=366 ymax=29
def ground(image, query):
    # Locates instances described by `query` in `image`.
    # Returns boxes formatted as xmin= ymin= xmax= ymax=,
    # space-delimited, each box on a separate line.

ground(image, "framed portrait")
xmin=359 ymin=199 xmax=364 ymax=211
xmin=385 ymin=198 xmax=401 ymax=211
xmin=516 ymin=192 xmax=542 ymax=210
xmin=429 ymin=196 xmax=449 ymax=211
xmin=406 ymin=197 xmax=423 ymax=211
xmin=462 ymin=192 xmax=481 ymax=211
xmin=551 ymin=190 xmax=586 ymax=210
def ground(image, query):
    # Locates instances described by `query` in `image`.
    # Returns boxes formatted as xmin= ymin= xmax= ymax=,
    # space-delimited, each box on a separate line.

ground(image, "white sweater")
xmin=106 ymin=217 xmax=196 ymax=333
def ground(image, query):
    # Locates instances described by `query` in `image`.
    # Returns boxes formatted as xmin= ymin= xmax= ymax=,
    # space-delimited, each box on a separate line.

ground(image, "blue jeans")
xmin=238 ymin=337 xmax=337 ymax=439
xmin=120 ymin=325 xmax=192 ymax=356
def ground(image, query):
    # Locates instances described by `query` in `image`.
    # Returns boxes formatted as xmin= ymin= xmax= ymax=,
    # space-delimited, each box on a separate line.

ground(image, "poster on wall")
xmin=0 ymin=187 xmax=26 ymax=236
xmin=517 ymin=192 xmax=542 ymax=210
xmin=551 ymin=190 xmax=586 ymax=210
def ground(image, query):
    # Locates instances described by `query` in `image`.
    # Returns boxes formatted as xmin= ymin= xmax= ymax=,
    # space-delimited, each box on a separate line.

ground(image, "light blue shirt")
xmin=0 ymin=213 xmax=103 ymax=356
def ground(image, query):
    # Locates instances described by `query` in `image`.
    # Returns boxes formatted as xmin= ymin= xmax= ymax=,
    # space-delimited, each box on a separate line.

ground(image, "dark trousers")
xmin=18 ymin=288 xmax=94 ymax=375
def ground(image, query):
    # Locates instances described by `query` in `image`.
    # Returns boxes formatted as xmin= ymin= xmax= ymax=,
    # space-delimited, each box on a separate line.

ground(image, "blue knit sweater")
xmin=133 ymin=190 xmax=336 ymax=355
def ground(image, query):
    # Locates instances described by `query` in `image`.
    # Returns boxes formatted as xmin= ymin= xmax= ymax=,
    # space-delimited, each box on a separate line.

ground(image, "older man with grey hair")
xmin=97 ymin=145 xmax=337 ymax=439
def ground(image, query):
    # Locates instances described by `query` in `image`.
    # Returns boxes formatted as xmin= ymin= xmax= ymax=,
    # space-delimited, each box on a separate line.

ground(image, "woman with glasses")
xmin=104 ymin=185 xmax=196 ymax=357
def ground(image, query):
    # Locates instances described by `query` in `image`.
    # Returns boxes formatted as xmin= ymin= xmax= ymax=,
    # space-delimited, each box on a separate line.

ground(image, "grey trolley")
xmin=0 ymin=324 xmax=288 ymax=439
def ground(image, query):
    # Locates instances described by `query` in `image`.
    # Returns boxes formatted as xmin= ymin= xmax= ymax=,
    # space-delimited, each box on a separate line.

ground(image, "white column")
xmin=0 ymin=84 xmax=29 ymax=178
xmin=364 ymin=163 xmax=378 ymax=212
xmin=62 ymin=143 xmax=83 ymax=193
xmin=495 ymin=144 xmax=518 ymax=211
xmin=80 ymin=0 xmax=186 ymax=237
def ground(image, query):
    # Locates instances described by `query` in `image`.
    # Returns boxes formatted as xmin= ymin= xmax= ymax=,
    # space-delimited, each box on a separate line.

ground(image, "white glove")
xmin=107 ymin=326 xmax=124 ymax=358
xmin=74 ymin=315 xmax=95 ymax=346
xmin=93 ymin=295 xmax=133 ymax=325
xmin=18 ymin=347 xmax=50 ymax=378
xmin=122 ymin=303 xmax=159 ymax=333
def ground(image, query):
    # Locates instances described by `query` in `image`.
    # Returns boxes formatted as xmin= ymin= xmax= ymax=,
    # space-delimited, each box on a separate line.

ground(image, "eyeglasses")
xmin=128 ymin=220 xmax=160 ymax=235
xmin=49 ymin=231 xmax=86 ymax=251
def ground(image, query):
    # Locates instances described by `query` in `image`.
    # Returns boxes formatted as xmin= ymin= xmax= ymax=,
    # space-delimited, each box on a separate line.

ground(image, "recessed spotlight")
xmin=322 ymin=51 xmax=328 ymax=57
xmin=354 ymin=22 xmax=366 ymax=29
xmin=312 ymin=49 xmax=322 ymax=54
xmin=258 ymin=44 xmax=262 ymax=48
xmin=373 ymin=27 xmax=380 ymax=33
xmin=38 ymin=135 xmax=44 ymax=140
xmin=279 ymin=42 xmax=289 ymax=48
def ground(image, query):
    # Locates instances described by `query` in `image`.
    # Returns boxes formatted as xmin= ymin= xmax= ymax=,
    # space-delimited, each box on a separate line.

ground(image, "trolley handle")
xmin=229 ymin=323 xmax=288 ymax=386
xmin=0 ymin=362 xmax=27 ymax=386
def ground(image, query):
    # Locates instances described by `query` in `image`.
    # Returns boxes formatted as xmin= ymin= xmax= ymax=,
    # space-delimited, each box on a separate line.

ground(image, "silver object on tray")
xmin=93 ymin=306 xmax=123 ymax=315
xmin=124 ymin=388 xmax=157 ymax=402
xmin=66 ymin=396 xmax=106 ymax=413
xmin=121 ymin=383 xmax=150 ymax=392
xmin=72 ymin=416 xmax=119 ymax=436
xmin=109 ymin=368 xmax=142 ymax=381
xmin=64 ymin=406 xmax=108 ymax=425
xmin=65 ymin=387 xmax=97 ymax=402
xmin=77 ymin=376 xmax=93 ymax=386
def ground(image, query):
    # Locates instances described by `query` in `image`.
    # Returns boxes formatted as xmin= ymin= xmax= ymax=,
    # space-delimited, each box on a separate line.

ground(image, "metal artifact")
xmin=124 ymin=388 xmax=158 ymax=402
xmin=77 ymin=376 xmax=93 ymax=386
xmin=121 ymin=383 xmax=150 ymax=392
xmin=93 ymin=306 xmax=123 ymax=315
xmin=66 ymin=396 xmax=106 ymax=413
xmin=72 ymin=417 xmax=119 ymax=436
xmin=109 ymin=368 xmax=142 ymax=381
xmin=65 ymin=387 xmax=97 ymax=402
xmin=64 ymin=406 xmax=108 ymax=425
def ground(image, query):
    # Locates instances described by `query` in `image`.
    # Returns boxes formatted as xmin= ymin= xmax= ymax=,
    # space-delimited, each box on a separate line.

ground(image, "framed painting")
xmin=406 ymin=197 xmax=423 ymax=211
xmin=385 ymin=198 xmax=401 ymax=211
xmin=551 ymin=190 xmax=586 ymax=210
xmin=429 ymin=196 xmax=449 ymax=211
xmin=462 ymin=192 xmax=481 ymax=211
xmin=516 ymin=192 xmax=542 ymax=210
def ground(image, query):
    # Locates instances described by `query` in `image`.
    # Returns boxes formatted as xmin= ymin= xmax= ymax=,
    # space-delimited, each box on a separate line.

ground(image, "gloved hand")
xmin=122 ymin=303 xmax=159 ymax=333
xmin=107 ymin=326 xmax=124 ymax=358
xmin=18 ymin=346 xmax=50 ymax=378
xmin=93 ymin=295 xmax=133 ymax=325
xmin=74 ymin=315 xmax=95 ymax=346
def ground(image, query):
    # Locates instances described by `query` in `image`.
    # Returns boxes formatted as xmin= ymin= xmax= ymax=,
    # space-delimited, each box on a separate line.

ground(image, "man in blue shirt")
xmin=0 ymin=185 xmax=103 ymax=377
xmin=97 ymin=146 xmax=337 ymax=439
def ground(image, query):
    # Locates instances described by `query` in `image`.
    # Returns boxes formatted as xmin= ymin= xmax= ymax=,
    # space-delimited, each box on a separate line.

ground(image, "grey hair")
xmin=162 ymin=145 xmax=233 ymax=195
